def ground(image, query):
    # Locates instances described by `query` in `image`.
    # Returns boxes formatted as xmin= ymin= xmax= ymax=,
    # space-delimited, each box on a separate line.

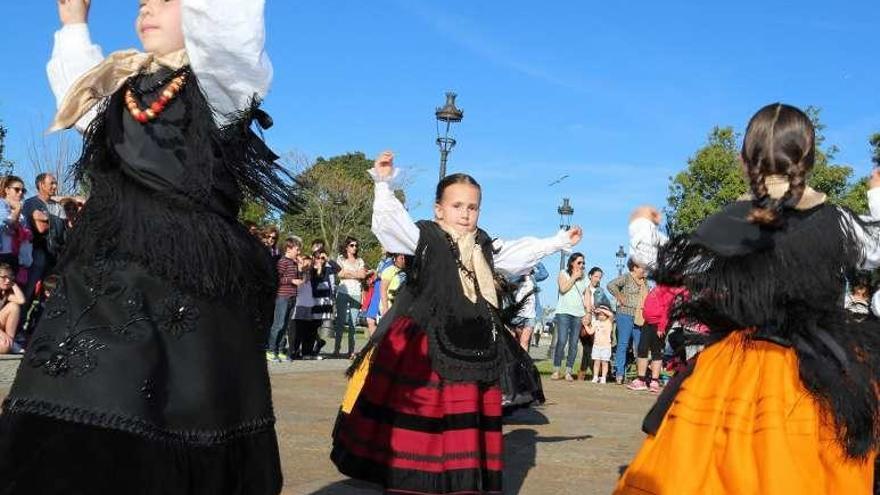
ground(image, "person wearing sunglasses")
xmin=0 ymin=176 xmax=28 ymax=271
xmin=0 ymin=263 xmax=25 ymax=354
xmin=333 ymin=236 xmax=367 ymax=358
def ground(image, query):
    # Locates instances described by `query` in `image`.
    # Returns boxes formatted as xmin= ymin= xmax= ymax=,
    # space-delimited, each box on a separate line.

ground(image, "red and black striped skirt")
xmin=331 ymin=316 xmax=503 ymax=494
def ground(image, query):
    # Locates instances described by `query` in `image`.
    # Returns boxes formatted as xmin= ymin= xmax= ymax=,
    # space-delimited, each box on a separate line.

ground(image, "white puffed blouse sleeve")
xmin=182 ymin=0 xmax=273 ymax=124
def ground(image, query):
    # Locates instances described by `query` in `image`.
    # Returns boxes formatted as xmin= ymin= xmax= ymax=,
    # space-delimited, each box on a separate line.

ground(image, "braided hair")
xmin=742 ymin=103 xmax=816 ymax=227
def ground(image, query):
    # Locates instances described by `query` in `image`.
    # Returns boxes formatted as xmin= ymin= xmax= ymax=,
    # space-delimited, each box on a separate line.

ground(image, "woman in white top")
xmin=333 ymin=236 xmax=367 ymax=358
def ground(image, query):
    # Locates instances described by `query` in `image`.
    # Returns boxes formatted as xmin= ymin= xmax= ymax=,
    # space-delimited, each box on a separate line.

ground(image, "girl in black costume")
xmin=0 ymin=1 xmax=296 ymax=493
xmin=331 ymin=151 xmax=581 ymax=494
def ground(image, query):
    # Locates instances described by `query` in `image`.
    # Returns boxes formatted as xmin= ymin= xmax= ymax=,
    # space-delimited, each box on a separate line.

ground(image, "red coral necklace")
xmin=124 ymin=72 xmax=188 ymax=124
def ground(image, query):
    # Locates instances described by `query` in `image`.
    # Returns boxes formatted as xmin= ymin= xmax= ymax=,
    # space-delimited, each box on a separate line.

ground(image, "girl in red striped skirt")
xmin=331 ymin=151 xmax=582 ymax=494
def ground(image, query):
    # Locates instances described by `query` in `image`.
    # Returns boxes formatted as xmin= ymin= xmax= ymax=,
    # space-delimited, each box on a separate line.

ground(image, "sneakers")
xmin=265 ymin=351 xmax=275 ymax=362
xmin=599 ymin=376 xmax=606 ymax=384
xmin=564 ymin=373 xmax=574 ymax=382
xmin=627 ymin=378 xmax=648 ymax=391
xmin=550 ymin=371 xmax=561 ymax=380
xmin=591 ymin=376 xmax=600 ymax=384
xmin=649 ymin=380 xmax=661 ymax=394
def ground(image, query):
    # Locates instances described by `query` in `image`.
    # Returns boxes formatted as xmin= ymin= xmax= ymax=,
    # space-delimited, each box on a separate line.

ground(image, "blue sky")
xmin=1 ymin=1 xmax=878 ymax=301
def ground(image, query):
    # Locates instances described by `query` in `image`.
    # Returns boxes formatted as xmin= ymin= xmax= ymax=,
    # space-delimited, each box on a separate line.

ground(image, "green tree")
xmin=281 ymin=152 xmax=397 ymax=267
xmin=238 ymin=196 xmax=271 ymax=226
xmin=665 ymin=108 xmax=871 ymax=233
xmin=665 ymin=126 xmax=745 ymax=235
xmin=803 ymin=106 xmax=864 ymax=211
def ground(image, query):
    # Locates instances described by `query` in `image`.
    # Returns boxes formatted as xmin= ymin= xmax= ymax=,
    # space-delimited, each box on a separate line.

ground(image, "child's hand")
xmin=374 ymin=151 xmax=394 ymax=179
xmin=630 ymin=205 xmax=662 ymax=225
xmin=58 ymin=0 xmax=91 ymax=26
xmin=567 ymin=226 xmax=583 ymax=246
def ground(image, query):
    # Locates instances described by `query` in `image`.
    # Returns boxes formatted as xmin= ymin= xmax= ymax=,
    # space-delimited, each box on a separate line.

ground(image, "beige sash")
xmin=50 ymin=49 xmax=189 ymax=132
xmin=439 ymin=225 xmax=499 ymax=309
xmin=738 ymin=175 xmax=827 ymax=210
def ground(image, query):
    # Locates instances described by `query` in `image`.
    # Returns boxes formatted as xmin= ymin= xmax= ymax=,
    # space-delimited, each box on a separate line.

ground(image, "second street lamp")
xmin=435 ymin=92 xmax=464 ymax=180
xmin=615 ymin=245 xmax=627 ymax=275
xmin=558 ymin=198 xmax=574 ymax=271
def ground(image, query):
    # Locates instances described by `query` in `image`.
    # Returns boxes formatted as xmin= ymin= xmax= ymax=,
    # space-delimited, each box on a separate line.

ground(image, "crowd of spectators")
xmin=257 ymin=225 xmax=410 ymax=363
xmin=0 ymin=173 xmax=83 ymax=355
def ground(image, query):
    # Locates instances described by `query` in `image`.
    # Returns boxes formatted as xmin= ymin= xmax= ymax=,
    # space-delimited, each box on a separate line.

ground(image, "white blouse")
xmin=46 ymin=0 xmax=272 ymax=131
xmin=628 ymin=188 xmax=880 ymax=270
xmin=369 ymin=169 xmax=574 ymax=277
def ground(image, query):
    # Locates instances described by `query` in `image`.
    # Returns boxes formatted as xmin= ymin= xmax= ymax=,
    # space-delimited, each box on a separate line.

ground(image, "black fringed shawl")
xmin=61 ymin=67 xmax=301 ymax=317
xmin=651 ymin=200 xmax=880 ymax=458
xmin=350 ymin=221 xmax=512 ymax=383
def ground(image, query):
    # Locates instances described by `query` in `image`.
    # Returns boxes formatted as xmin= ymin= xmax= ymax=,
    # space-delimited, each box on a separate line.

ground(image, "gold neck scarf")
xmin=438 ymin=223 xmax=499 ymax=309
xmin=50 ymin=48 xmax=189 ymax=132
xmin=739 ymin=175 xmax=827 ymax=210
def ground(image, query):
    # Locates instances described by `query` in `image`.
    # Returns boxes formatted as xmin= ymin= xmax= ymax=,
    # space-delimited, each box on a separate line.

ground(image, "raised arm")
xmin=182 ymin=0 xmax=273 ymax=124
xmin=370 ymin=152 xmax=418 ymax=256
xmin=493 ymin=227 xmax=581 ymax=277
xmin=629 ymin=206 xmax=668 ymax=269
xmin=847 ymin=177 xmax=880 ymax=270
xmin=47 ymin=1 xmax=105 ymax=132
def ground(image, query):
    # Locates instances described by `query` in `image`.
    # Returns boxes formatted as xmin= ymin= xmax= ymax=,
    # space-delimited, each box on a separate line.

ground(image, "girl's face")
xmin=136 ymin=0 xmax=185 ymax=56
xmin=434 ymin=183 xmax=481 ymax=235
xmin=4 ymin=182 xmax=24 ymax=202
xmin=0 ymin=270 xmax=13 ymax=291
xmin=285 ymin=245 xmax=300 ymax=259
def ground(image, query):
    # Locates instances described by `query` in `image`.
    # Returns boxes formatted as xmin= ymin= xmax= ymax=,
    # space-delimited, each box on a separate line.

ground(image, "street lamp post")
xmin=558 ymin=198 xmax=574 ymax=271
xmin=615 ymin=245 xmax=627 ymax=275
xmin=435 ymin=92 xmax=464 ymax=180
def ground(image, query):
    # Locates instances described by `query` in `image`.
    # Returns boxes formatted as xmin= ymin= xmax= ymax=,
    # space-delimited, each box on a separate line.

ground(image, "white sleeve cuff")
xmin=867 ymin=188 xmax=880 ymax=219
xmin=367 ymin=168 xmax=402 ymax=187
xmin=52 ymin=24 xmax=93 ymax=56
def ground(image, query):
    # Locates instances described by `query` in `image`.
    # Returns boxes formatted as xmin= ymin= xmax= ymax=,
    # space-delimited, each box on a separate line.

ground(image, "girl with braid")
xmin=616 ymin=103 xmax=880 ymax=494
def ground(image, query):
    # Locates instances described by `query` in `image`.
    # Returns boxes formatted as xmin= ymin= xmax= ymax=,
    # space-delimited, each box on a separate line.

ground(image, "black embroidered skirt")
xmin=0 ymin=258 xmax=282 ymax=494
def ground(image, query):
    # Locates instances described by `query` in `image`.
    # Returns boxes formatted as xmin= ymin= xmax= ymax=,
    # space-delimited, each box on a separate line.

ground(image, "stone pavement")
xmin=0 ymin=346 xmax=658 ymax=495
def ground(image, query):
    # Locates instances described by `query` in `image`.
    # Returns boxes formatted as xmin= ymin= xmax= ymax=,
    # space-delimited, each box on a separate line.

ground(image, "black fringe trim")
xmin=652 ymin=202 xmax=880 ymax=458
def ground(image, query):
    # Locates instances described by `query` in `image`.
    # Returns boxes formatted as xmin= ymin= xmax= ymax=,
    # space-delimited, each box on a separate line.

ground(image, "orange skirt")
xmin=615 ymin=331 xmax=874 ymax=495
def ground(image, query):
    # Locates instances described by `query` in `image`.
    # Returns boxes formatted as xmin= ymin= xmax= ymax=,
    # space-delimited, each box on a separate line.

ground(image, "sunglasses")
xmin=6 ymin=186 xmax=25 ymax=194
xmin=348 ymin=243 xmax=358 ymax=248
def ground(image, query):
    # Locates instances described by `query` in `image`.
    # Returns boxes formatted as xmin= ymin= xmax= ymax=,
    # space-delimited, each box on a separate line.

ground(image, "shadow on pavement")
xmin=503 ymin=406 xmax=551 ymax=426
xmin=308 ymin=478 xmax=381 ymax=494
xmin=504 ymin=425 xmax=594 ymax=495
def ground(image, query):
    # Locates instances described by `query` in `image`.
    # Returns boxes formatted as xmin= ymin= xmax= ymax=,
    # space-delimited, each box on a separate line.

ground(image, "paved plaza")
xmin=0 ymin=347 xmax=657 ymax=495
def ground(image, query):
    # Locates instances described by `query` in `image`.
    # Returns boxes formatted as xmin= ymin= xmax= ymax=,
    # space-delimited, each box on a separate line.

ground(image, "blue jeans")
xmin=553 ymin=313 xmax=582 ymax=370
xmin=334 ymin=292 xmax=360 ymax=355
xmin=614 ymin=313 xmax=642 ymax=378
xmin=267 ymin=296 xmax=293 ymax=355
